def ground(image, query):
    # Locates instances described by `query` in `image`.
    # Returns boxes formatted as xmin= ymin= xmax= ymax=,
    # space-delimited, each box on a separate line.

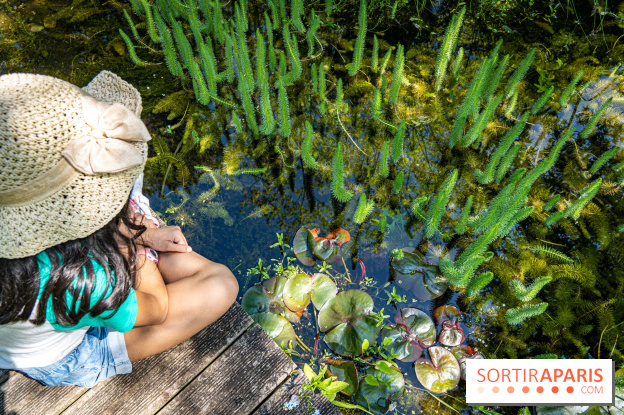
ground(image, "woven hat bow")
xmin=62 ymin=93 xmax=151 ymax=175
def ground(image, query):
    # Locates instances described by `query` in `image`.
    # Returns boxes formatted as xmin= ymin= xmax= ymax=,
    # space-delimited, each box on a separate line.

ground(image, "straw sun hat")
xmin=0 ymin=71 xmax=152 ymax=259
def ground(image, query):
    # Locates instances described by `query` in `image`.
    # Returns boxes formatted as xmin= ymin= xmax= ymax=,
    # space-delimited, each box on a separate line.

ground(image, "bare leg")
xmin=124 ymin=252 xmax=238 ymax=362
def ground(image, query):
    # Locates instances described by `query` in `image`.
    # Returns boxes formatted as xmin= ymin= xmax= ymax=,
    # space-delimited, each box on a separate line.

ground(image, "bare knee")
xmin=202 ymin=263 xmax=238 ymax=309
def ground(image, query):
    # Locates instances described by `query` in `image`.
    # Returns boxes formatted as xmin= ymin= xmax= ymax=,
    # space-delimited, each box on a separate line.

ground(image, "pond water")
xmin=2 ymin=0 xmax=624 ymax=414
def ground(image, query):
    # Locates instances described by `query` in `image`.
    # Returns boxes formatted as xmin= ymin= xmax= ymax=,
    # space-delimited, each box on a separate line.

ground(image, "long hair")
xmin=0 ymin=200 xmax=146 ymax=326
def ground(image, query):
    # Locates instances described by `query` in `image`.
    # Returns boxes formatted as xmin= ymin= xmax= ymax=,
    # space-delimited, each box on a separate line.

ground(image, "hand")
xmin=140 ymin=226 xmax=192 ymax=253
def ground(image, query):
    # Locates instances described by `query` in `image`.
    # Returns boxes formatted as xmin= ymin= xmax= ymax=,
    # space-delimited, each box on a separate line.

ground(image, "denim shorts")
xmin=17 ymin=326 xmax=132 ymax=388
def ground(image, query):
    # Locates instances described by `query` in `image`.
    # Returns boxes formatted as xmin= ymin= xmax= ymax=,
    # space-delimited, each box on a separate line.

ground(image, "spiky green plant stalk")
xmin=411 ymin=196 xmax=429 ymax=220
xmin=188 ymin=2 xmax=204 ymax=46
xmin=379 ymin=49 xmax=392 ymax=75
xmin=311 ymin=63 xmax=318 ymax=94
xmin=198 ymin=38 xmax=218 ymax=95
xmin=474 ymin=112 xmax=529 ymax=184
xmin=279 ymin=50 xmax=287 ymax=76
xmin=505 ymin=89 xmax=519 ymax=118
xmin=393 ymin=172 xmax=404 ymax=194
xmin=613 ymin=160 xmax=624 ymax=171
xmin=460 ymin=94 xmax=504 ymax=147
xmin=378 ymin=141 xmax=390 ymax=178
xmin=371 ymin=86 xmax=382 ymax=121
xmin=278 ymin=77 xmax=291 ymax=137
xmin=544 ymin=178 xmax=602 ymax=225
xmin=354 ymin=194 xmax=375 ymax=224
xmin=154 ymin=9 xmax=183 ymax=77
xmin=434 ymin=6 xmax=465 ymax=91
xmin=543 ymin=194 xmax=560 ymax=211
xmin=371 ymin=35 xmax=379 ymax=72
xmin=559 ymin=69 xmax=583 ymax=106
xmin=389 ymin=44 xmax=404 ymax=105
xmin=278 ymin=0 xmax=287 ymax=27
xmin=255 ymin=29 xmax=267 ymax=87
xmin=455 ymin=195 xmax=473 ymax=234
xmin=291 ymin=0 xmax=305 ymax=32
xmin=331 ymin=142 xmax=353 ymax=202
xmin=504 ymin=47 xmax=536 ymax=99
xmin=320 ymin=101 xmax=326 ymax=115
xmin=123 ymin=9 xmax=140 ymax=40
xmin=470 ymin=169 xmax=526 ymax=232
xmin=302 ymin=120 xmax=319 ymax=169
xmin=268 ymin=0 xmax=280 ymax=30
xmin=424 ymin=169 xmax=458 ymax=239
xmin=318 ymin=64 xmax=326 ymax=100
xmin=232 ymin=111 xmax=243 ymax=133
xmin=580 ymin=97 xmax=613 ymax=138
xmin=235 ymin=2 xmax=255 ymax=91
xmin=505 ymin=303 xmax=548 ymax=325
xmin=392 ymin=120 xmax=405 ymax=163
xmin=510 ymin=276 xmax=552 ymax=302
xmin=119 ymin=29 xmax=146 ymax=66
xmin=494 ymin=144 xmax=521 ymax=183
xmin=349 ymin=0 xmax=367 ymax=76
xmin=451 ymin=47 xmax=464 ymax=78
xmin=531 ymin=85 xmax=554 ymax=115
xmin=279 ymin=24 xmax=302 ymax=85
xmin=484 ymin=54 xmax=508 ymax=100
xmin=307 ymin=11 xmax=321 ymax=56
xmin=172 ymin=20 xmax=193 ymax=68
xmin=140 ymin=0 xmax=161 ymax=43
xmin=589 ymin=147 xmax=619 ymax=174
xmin=224 ymin=31 xmax=235 ymax=82
xmin=231 ymin=167 xmax=268 ymax=175
xmin=335 ymin=78 xmax=344 ymax=114
xmin=258 ymin=77 xmax=276 ymax=135
xmin=473 ymin=56 xmax=497 ymax=115
xmin=129 ymin=0 xmax=144 ymax=14
xmin=212 ymin=0 xmax=225 ymax=43
xmin=198 ymin=0 xmax=212 ymax=24
xmin=325 ymin=0 xmax=333 ymax=16
xmin=465 ymin=271 xmax=493 ymax=297
xmin=529 ymin=245 xmax=573 ymax=263
xmin=190 ymin=60 xmax=210 ymax=105
xmin=238 ymin=64 xmax=259 ymax=136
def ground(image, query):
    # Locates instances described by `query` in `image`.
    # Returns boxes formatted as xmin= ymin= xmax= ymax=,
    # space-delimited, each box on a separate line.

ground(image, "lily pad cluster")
xmin=381 ymin=305 xmax=482 ymax=394
xmin=391 ymin=248 xmax=450 ymax=300
xmin=293 ymin=226 xmax=351 ymax=266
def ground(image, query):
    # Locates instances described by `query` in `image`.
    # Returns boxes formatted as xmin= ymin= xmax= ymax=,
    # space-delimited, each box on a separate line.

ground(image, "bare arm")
xmin=133 ymin=256 xmax=169 ymax=327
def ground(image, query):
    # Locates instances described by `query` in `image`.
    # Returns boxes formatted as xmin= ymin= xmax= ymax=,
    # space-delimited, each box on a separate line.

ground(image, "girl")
xmin=0 ymin=71 xmax=238 ymax=388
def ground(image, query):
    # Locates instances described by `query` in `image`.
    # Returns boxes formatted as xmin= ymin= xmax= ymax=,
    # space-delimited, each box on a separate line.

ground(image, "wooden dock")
xmin=0 ymin=303 xmax=341 ymax=415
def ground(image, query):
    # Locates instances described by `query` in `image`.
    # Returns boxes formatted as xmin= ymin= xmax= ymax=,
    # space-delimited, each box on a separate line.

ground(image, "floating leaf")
xmin=251 ymin=312 xmax=296 ymax=348
xmin=322 ymin=358 xmax=359 ymax=396
xmin=283 ymin=273 xmax=338 ymax=312
xmin=354 ymin=367 xmax=405 ymax=415
xmin=382 ymin=308 xmax=436 ymax=362
xmin=433 ymin=305 xmax=465 ymax=347
xmin=392 ymin=248 xmax=449 ymax=300
xmin=318 ymin=290 xmax=382 ymax=356
xmin=293 ymin=226 xmax=316 ymax=266
xmin=241 ymin=276 xmax=303 ymax=322
xmin=326 ymin=228 xmax=351 ymax=245
xmin=450 ymin=345 xmax=485 ymax=380
xmin=414 ymin=346 xmax=461 ymax=394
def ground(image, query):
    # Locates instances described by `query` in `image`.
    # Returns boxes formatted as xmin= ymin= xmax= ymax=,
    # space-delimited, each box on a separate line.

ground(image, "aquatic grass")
xmin=331 ymin=142 xmax=353 ymax=203
xmin=302 ymin=120 xmax=319 ymax=169
xmin=278 ymin=77 xmax=291 ymax=137
xmin=559 ymin=70 xmax=583 ymax=107
xmin=378 ymin=141 xmax=390 ymax=178
xmin=589 ymin=147 xmax=619 ymax=174
xmin=349 ymin=0 xmax=367 ymax=76
xmin=434 ymin=6 xmax=465 ymax=91
xmin=424 ymin=169 xmax=458 ymax=239
xmin=371 ymin=35 xmax=379 ymax=72
xmin=455 ymin=195 xmax=472 ymax=235
xmin=543 ymin=194 xmax=560 ymax=211
xmin=580 ymin=97 xmax=613 ymax=138
xmin=504 ymin=47 xmax=536 ymax=99
xmin=531 ymin=85 xmax=554 ymax=115
xmin=392 ymin=120 xmax=405 ymax=163
xmin=354 ymin=194 xmax=375 ymax=224
xmin=393 ymin=172 xmax=404 ymax=194
xmin=389 ymin=44 xmax=404 ymax=105
xmin=119 ymin=29 xmax=146 ymax=66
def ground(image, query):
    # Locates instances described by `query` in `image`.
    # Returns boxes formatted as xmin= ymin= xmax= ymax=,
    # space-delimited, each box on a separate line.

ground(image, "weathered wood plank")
xmin=0 ymin=370 xmax=9 ymax=385
xmin=0 ymin=373 xmax=85 ymax=415
xmin=253 ymin=370 xmax=342 ymax=415
xmin=61 ymin=303 xmax=252 ymax=415
xmin=158 ymin=324 xmax=296 ymax=415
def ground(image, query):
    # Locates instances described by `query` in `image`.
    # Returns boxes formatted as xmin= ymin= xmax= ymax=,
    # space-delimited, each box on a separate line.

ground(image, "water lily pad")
xmin=354 ymin=367 xmax=405 ymax=415
xmin=322 ymin=358 xmax=359 ymax=396
xmin=318 ymin=290 xmax=382 ymax=356
xmin=283 ymin=273 xmax=338 ymax=312
xmin=241 ymin=276 xmax=303 ymax=323
xmin=382 ymin=308 xmax=436 ymax=362
xmin=434 ymin=305 xmax=465 ymax=347
xmin=393 ymin=248 xmax=449 ymax=300
xmin=451 ymin=345 xmax=485 ymax=380
xmin=414 ymin=346 xmax=461 ymax=394
xmin=326 ymin=228 xmax=351 ymax=245
xmin=293 ymin=226 xmax=316 ymax=266
xmin=251 ymin=312 xmax=296 ymax=348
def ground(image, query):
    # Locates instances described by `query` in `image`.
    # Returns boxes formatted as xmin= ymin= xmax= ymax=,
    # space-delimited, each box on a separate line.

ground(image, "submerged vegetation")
xmin=3 ymin=0 xmax=624 ymax=413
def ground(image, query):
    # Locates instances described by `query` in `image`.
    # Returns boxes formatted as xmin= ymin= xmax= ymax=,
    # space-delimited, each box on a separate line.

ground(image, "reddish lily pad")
xmin=251 ymin=312 xmax=297 ymax=348
xmin=293 ymin=226 xmax=316 ymax=266
xmin=354 ymin=366 xmax=405 ymax=415
xmin=434 ymin=305 xmax=465 ymax=347
xmin=318 ymin=289 xmax=382 ymax=357
xmin=451 ymin=345 xmax=485 ymax=380
xmin=241 ymin=276 xmax=303 ymax=323
xmin=283 ymin=273 xmax=338 ymax=312
xmin=393 ymin=248 xmax=449 ymax=300
xmin=414 ymin=346 xmax=461 ymax=394
xmin=326 ymin=228 xmax=351 ymax=245
xmin=322 ymin=358 xmax=359 ymax=396
xmin=382 ymin=308 xmax=436 ymax=362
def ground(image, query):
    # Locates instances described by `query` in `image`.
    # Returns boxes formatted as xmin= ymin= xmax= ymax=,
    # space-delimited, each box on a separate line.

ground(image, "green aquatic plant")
xmin=545 ymin=178 xmax=602 ymax=225
xmin=434 ymin=6 xmax=465 ymax=91
xmin=451 ymin=47 xmax=464 ymax=79
xmin=559 ymin=70 xmax=584 ymax=107
xmin=371 ymin=35 xmax=379 ymax=72
xmin=391 ymin=120 xmax=405 ymax=163
xmin=465 ymin=271 xmax=494 ymax=297
xmin=306 ymin=11 xmax=321 ymax=56
xmin=510 ymin=276 xmax=552 ymax=302
xmin=140 ymin=0 xmax=161 ymax=43
xmin=589 ymin=147 xmax=619 ymax=174
xmin=413 ymin=346 xmax=461 ymax=394
xmin=392 ymin=172 xmax=404 ymax=194
xmin=378 ymin=141 xmax=390 ymax=178
xmin=388 ymin=44 xmax=404 ymax=105
xmin=354 ymin=194 xmax=375 ymax=224
xmin=278 ymin=77 xmax=291 ymax=137
xmin=494 ymin=144 xmax=521 ymax=183
xmin=528 ymin=245 xmax=574 ymax=263
xmin=504 ymin=47 xmax=536 ymax=99
xmin=460 ymin=94 xmax=503 ymax=147
xmin=123 ymin=9 xmax=140 ymax=40
xmin=302 ymin=120 xmax=319 ymax=170
xmin=543 ymin=194 xmax=560 ymax=211
xmin=259 ymin=78 xmax=277 ymax=135
xmin=531 ymin=85 xmax=554 ymax=115
xmin=382 ymin=308 xmax=435 ymax=362
xmin=119 ymin=29 xmax=146 ymax=66
xmin=348 ymin=0 xmax=367 ymax=76
xmin=505 ymin=302 xmax=549 ymax=325
xmin=423 ymin=169 xmax=458 ymax=239
xmin=484 ymin=54 xmax=508 ymax=100
xmin=331 ymin=143 xmax=353 ymax=203
xmin=455 ymin=195 xmax=472 ymax=235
